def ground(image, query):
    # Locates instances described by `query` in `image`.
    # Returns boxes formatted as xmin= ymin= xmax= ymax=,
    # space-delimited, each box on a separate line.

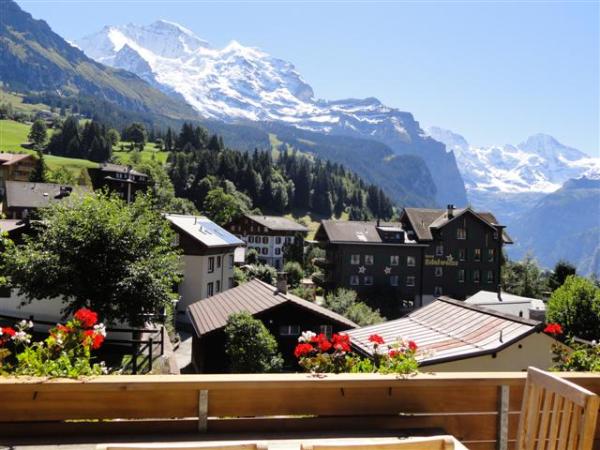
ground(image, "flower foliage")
xmin=294 ymin=331 xmax=419 ymax=375
xmin=0 ymin=308 xmax=107 ymax=377
xmin=551 ymin=338 xmax=600 ymax=372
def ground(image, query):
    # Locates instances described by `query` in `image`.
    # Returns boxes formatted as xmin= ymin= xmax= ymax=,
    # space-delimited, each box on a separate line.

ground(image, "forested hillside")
xmin=166 ymin=123 xmax=395 ymax=220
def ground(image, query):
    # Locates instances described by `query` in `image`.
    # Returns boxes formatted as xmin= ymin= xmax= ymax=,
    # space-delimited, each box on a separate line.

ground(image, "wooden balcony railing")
xmin=1 ymin=372 xmax=599 ymax=449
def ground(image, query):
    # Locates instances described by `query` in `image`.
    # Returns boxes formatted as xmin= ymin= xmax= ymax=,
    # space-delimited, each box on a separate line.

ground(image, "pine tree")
xmin=29 ymin=150 xmax=47 ymax=182
xmin=28 ymin=119 xmax=48 ymax=149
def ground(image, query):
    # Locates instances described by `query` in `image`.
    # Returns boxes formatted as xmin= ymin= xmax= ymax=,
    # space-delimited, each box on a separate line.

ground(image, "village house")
xmin=88 ymin=163 xmax=149 ymax=203
xmin=186 ymin=277 xmax=357 ymax=372
xmin=0 ymin=153 xmax=36 ymax=196
xmin=0 ymin=180 xmax=89 ymax=219
xmin=465 ymin=289 xmax=546 ymax=321
xmin=166 ymin=214 xmax=244 ymax=318
xmin=314 ymin=205 xmax=512 ymax=313
xmin=224 ymin=214 xmax=308 ymax=270
xmin=346 ymin=296 xmax=558 ymax=371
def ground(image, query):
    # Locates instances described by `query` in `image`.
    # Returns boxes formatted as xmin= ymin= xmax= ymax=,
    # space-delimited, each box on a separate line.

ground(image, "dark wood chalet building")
xmin=186 ymin=277 xmax=357 ymax=373
xmin=88 ymin=163 xmax=149 ymax=203
xmin=314 ymin=205 xmax=511 ymax=316
xmin=224 ymin=214 xmax=308 ymax=270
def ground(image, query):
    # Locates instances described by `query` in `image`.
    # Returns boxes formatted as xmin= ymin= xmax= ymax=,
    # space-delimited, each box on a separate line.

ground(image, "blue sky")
xmin=16 ymin=0 xmax=600 ymax=155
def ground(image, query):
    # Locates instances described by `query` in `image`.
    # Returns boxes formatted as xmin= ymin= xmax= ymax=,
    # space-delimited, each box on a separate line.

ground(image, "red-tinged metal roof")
xmin=187 ymin=279 xmax=357 ymax=337
xmin=346 ymin=296 xmax=542 ymax=366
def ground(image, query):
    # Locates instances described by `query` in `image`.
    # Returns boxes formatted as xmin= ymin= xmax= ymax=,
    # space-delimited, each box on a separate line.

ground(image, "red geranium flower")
xmin=544 ymin=323 xmax=563 ymax=336
xmin=368 ymin=334 xmax=385 ymax=345
xmin=331 ymin=333 xmax=351 ymax=352
xmin=83 ymin=330 xmax=104 ymax=350
xmin=388 ymin=349 xmax=399 ymax=358
xmin=74 ymin=308 xmax=98 ymax=328
xmin=294 ymin=343 xmax=314 ymax=358
xmin=408 ymin=340 xmax=418 ymax=351
xmin=310 ymin=333 xmax=332 ymax=352
xmin=1 ymin=326 xmax=16 ymax=338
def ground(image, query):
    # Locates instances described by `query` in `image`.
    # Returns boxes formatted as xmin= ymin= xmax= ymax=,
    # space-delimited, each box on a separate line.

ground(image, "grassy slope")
xmin=0 ymin=119 xmax=98 ymax=173
xmin=113 ymin=143 xmax=169 ymax=165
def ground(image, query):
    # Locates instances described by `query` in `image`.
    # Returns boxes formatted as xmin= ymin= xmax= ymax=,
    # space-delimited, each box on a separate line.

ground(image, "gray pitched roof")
xmin=403 ymin=207 xmax=512 ymax=243
xmin=98 ymin=163 xmax=147 ymax=178
xmin=316 ymin=220 xmax=420 ymax=245
xmin=4 ymin=181 xmax=90 ymax=209
xmin=187 ymin=279 xmax=357 ymax=337
xmin=166 ymin=214 xmax=243 ymax=248
xmin=0 ymin=153 xmax=33 ymax=166
xmin=246 ymin=214 xmax=309 ymax=232
xmin=346 ymin=297 xmax=541 ymax=366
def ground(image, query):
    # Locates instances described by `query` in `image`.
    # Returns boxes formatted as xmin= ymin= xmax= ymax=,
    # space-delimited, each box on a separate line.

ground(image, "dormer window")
xmin=457 ymin=228 xmax=467 ymax=240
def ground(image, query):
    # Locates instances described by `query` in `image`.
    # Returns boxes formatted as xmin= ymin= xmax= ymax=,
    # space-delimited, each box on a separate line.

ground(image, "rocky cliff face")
xmin=77 ymin=21 xmax=467 ymax=206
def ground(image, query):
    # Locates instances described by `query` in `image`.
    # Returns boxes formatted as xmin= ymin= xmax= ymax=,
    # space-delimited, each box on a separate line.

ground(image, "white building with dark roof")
xmin=166 ymin=215 xmax=244 ymax=317
xmin=224 ymin=214 xmax=308 ymax=270
xmin=347 ymin=296 xmax=558 ymax=372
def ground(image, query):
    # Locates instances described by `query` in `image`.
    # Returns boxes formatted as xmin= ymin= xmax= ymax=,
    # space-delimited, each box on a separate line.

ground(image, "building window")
xmin=434 ymin=286 xmax=443 ymax=297
xmin=275 ymin=236 xmax=282 ymax=245
xmin=228 ymin=277 xmax=234 ymax=288
xmin=458 ymin=269 xmax=465 ymax=283
xmin=486 ymin=271 xmax=494 ymax=284
xmin=350 ymin=254 xmax=360 ymax=265
xmin=261 ymin=247 xmax=268 ymax=255
xmin=407 ymin=256 xmax=416 ymax=267
xmin=390 ymin=275 xmax=399 ymax=286
xmin=488 ymin=249 xmax=495 ymax=262
xmin=474 ymin=249 xmax=481 ymax=262
xmin=320 ymin=325 xmax=333 ymax=338
xmin=285 ymin=236 xmax=292 ymax=244
xmin=458 ymin=248 xmax=466 ymax=261
xmin=493 ymin=231 xmax=499 ymax=240
xmin=364 ymin=276 xmax=373 ymax=286
xmin=436 ymin=245 xmax=444 ymax=256
xmin=365 ymin=255 xmax=374 ymax=265
xmin=473 ymin=269 xmax=480 ymax=283
xmin=229 ymin=254 xmax=234 ymax=269
xmin=350 ymin=275 xmax=359 ymax=286
xmin=275 ymin=248 xmax=281 ymax=255
xmin=217 ymin=256 xmax=221 ymax=268
xmin=216 ymin=280 xmax=221 ymax=293
xmin=207 ymin=282 xmax=214 ymax=297
xmin=390 ymin=255 xmax=399 ymax=266
xmin=457 ymin=228 xmax=467 ymax=240
xmin=248 ymin=236 xmax=254 ymax=243
xmin=262 ymin=236 xmax=268 ymax=244
xmin=435 ymin=267 xmax=443 ymax=277
xmin=208 ymin=257 xmax=215 ymax=273
xmin=406 ymin=276 xmax=415 ymax=287
xmin=279 ymin=325 xmax=301 ymax=336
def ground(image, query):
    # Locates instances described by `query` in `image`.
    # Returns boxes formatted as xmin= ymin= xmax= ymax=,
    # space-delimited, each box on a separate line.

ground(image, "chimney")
xmin=276 ymin=272 xmax=288 ymax=295
xmin=376 ymin=217 xmax=381 ymax=227
xmin=447 ymin=204 xmax=454 ymax=219
xmin=497 ymin=285 xmax=503 ymax=301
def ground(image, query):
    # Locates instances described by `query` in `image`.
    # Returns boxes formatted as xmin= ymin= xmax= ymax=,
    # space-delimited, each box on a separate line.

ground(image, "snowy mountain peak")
xmin=429 ymin=127 xmax=600 ymax=194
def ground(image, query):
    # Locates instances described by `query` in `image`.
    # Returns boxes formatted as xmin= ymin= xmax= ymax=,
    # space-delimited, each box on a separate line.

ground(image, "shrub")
xmin=546 ymin=275 xmax=600 ymax=340
xmin=324 ymin=289 xmax=384 ymax=326
xmin=224 ymin=312 xmax=283 ymax=373
xmin=245 ymin=264 xmax=277 ymax=285
xmin=283 ymin=261 xmax=304 ymax=288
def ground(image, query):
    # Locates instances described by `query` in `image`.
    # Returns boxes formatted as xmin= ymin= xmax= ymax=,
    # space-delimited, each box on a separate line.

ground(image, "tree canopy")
xmin=224 ymin=312 xmax=283 ymax=373
xmin=2 ymin=192 xmax=181 ymax=327
xmin=546 ymin=275 xmax=600 ymax=341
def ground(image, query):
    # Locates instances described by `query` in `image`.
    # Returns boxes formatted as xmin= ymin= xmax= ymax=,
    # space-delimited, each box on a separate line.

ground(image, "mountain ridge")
xmin=76 ymin=20 xmax=467 ymax=206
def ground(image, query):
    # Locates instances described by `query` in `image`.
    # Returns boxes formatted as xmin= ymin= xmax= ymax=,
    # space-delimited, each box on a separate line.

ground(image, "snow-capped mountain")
xmin=428 ymin=127 xmax=600 ymax=194
xmin=76 ymin=21 xmax=467 ymax=206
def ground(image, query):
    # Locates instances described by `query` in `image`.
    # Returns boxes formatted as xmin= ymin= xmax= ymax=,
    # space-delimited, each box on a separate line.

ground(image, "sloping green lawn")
xmin=0 ymin=119 xmax=99 ymax=174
